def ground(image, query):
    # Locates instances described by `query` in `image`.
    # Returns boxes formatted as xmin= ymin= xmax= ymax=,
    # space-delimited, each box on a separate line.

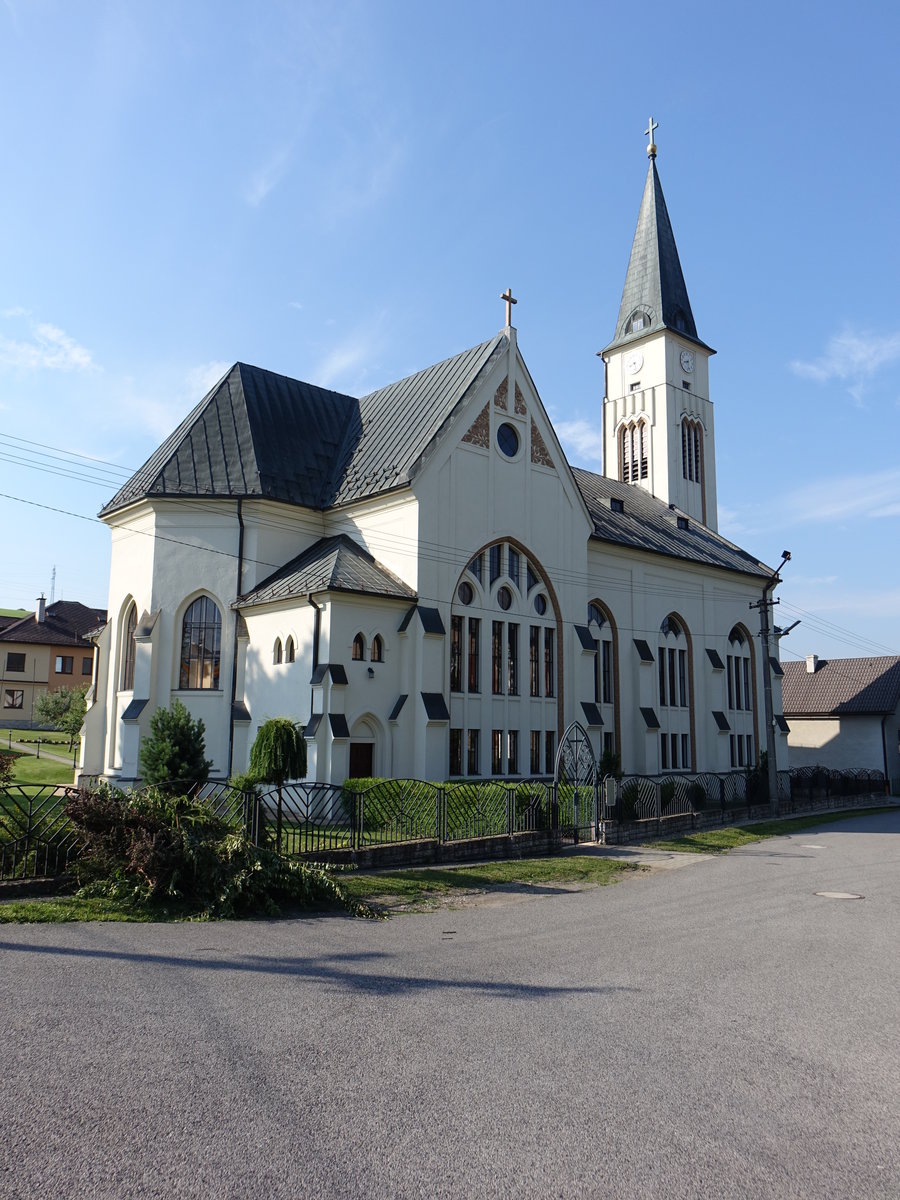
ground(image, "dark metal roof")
xmin=782 ymin=656 xmax=900 ymax=717
xmin=304 ymin=714 xmax=323 ymax=738
xmin=231 ymin=701 xmax=251 ymax=722
xmin=388 ymin=695 xmax=407 ymax=721
xmin=421 ymin=693 xmax=450 ymax=721
xmin=310 ymin=663 xmax=349 ymax=686
xmin=603 ymin=159 xmax=712 ymax=355
xmin=101 ymin=336 xmax=506 ymax=518
xmin=575 ymin=625 xmax=596 ymax=651
xmin=581 ymin=702 xmax=603 ymax=727
xmin=775 ymin=715 xmax=791 ymax=733
xmin=633 ymin=639 xmax=654 ymax=663
xmin=329 ymin=713 xmax=350 ymax=739
xmin=712 ymin=710 xmax=731 ymax=731
xmin=574 ymin=468 xmax=772 ymax=580
xmin=399 ymin=605 xmax=447 ymax=635
xmin=706 ymin=648 xmax=725 ymax=670
xmin=640 ymin=706 xmax=660 ymax=730
xmin=769 ymin=656 xmax=784 ymax=677
xmin=236 ymin=534 xmax=416 ymax=608
xmin=0 ymin=601 xmax=108 ymax=647
xmin=120 ymin=698 xmax=148 ymax=722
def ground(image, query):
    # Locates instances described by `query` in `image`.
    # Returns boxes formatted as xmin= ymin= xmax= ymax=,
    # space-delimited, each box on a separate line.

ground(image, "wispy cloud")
xmin=312 ymin=317 xmax=388 ymax=393
xmin=790 ymin=327 xmax=900 ymax=384
xmin=244 ymin=146 xmax=292 ymax=207
xmin=135 ymin=361 xmax=232 ymax=439
xmin=785 ymin=467 xmax=900 ymax=523
xmin=555 ymin=419 xmax=604 ymax=466
xmin=0 ymin=322 xmax=93 ymax=371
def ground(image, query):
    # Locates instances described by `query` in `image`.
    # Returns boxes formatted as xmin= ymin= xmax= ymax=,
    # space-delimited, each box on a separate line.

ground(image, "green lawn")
xmin=0 ymin=896 xmax=159 ymax=923
xmin=650 ymin=807 xmax=896 ymax=853
xmin=339 ymin=855 xmax=637 ymax=910
xmin=6 ymin=754 xmax=75 ymax=787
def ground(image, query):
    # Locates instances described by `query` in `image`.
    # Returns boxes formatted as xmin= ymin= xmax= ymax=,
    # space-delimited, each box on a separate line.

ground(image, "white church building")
xmin=80 ymin=134 xmax=788 ymax=787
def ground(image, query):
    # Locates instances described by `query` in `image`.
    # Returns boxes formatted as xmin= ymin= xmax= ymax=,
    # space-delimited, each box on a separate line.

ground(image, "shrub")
xmin=139 ymin=701 xmax=212 ymax=793
xmin=598 ymin=748 xmax=622 ymax=780
xmin=688 ymin=781 xmax=707 ymax=811
xmin=660 ymin=780 xmax=676 ymax=813
xmin=619 ymin=781 xmax=640 ymax=822
xmin=64 ymin=784 xmax=378 ymax=919
xmin=0 ymin=752 xmax=14 ymax=789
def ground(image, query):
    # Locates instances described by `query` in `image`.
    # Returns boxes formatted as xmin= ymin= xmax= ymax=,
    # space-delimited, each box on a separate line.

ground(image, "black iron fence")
xmin=0 ymin=766 xmax=890 ymax=880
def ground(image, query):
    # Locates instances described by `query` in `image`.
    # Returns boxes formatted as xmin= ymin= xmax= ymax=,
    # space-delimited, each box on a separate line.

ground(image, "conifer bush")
xmin=139 ymin=700 xmax=212 ymax=792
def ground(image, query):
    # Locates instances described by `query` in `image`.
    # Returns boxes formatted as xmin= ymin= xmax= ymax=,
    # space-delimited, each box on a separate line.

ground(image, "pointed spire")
xmin=603 ymin=151 xmax=711 ymax=354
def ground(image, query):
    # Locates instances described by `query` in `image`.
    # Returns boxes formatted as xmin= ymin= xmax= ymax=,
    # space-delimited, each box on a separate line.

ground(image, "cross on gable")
xmin=501 ymin=288 xmax=517 ymax=326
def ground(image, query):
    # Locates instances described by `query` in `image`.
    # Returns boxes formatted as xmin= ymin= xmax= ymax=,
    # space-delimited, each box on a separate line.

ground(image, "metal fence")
xmin=0 ymin=765 xmax=890 ymax=880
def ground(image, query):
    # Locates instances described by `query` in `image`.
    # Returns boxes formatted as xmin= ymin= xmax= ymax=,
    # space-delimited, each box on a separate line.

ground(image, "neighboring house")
xmin=0 ymin=598 xmax=107 ymax=728
xmin=80 ymin=138 xmax=789 ymax=786
xmin=782 ymin=654 xmax=900 ymax=791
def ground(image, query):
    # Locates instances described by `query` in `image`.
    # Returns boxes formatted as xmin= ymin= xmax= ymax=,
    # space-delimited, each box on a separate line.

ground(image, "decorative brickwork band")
xmin=462 ymin=403 xmax=491 ymax=448
xmin=493 ymin=377 xmax=509 ymax=410
xmin=515 ymin=382 xmax=527 ymax=415
xmin=531 ymin=418 xmax=555 ymax=467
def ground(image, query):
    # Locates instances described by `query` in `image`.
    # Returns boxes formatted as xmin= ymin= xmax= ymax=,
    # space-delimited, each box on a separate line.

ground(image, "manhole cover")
xmin=814 ymin=891 xmax=864 ymax=900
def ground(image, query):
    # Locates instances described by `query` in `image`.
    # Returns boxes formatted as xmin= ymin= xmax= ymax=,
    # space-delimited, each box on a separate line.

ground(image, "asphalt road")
xmin=2 ymin=811 xmax=899 ymax=1199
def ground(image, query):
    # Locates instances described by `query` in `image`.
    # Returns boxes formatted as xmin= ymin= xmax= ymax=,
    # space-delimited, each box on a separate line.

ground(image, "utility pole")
xmin=749 ymin=550 xmax=791 ymax=816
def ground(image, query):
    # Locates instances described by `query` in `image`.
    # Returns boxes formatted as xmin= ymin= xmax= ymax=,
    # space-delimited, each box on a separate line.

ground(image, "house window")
xmin=507 ymin=548 xmax=520 ymax=590
xmin=468 ymin=553 xmax=483 ymax=584
xmin=489 ymin=544 xmax=502 ymax=585
xmin=371 ymin=635 xmax=384 ymax=663
xmin=6 ymin=653 xmax=25 ymax=672
xmin=657 ymin=614 xmax=691 ymax=770
xmin=3 ymin=689 xmax=23 ymax=709
xmin=492 ymin=729 xmax=503 ymax=775
xmin=467 ymin=729 xmax=480 ymax=775
xmin=449 ymin=729 xmax=462 ymax=776
xmin=530 ymin=730 xmax=541 ymax=774
xmin=468 ymin=618 xmax=480 ymax=693
xmin=55 ymin=656 xmax=73 ymax=674
xmin=285 ymin=638 xmax=295 ymax=663
xmin=450 ymin=616 xmax=463 ymax=692
xmin=82 ymin=656 xmax=92 ymax=676
xmin=507 ymin=624 xmax=519 ymax=695
xmin=273 ymin=638 xmax=283 ymax=665
xmin=352 ymin=633 xmax=365 ymax=661
xmin=179 ymin=596 xmax=221 ymax=690
xmin=620 ymin=420 xmax=649 ymax=483
xmin=507 ymin=730 xmax=519 ymax=775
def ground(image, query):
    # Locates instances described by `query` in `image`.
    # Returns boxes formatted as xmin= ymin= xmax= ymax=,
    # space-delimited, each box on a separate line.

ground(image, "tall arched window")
xmin=681 ymin=418 xmax=703 ymax=484
xmin=120 ymin=602 xmax=137 ymax=691
xmin=657 ymin=614 xmax=692 ymax=770
xmin=620 ymin=420 xmax=649 ymax=483
xmin=179 ymin=597 xmax=221 ymax=690
xmin=588 ymin=600 xmax=618 ymax=762
xmin=727 ymin=625 xmax=756 ymax=769
xmin=371 ymin=635 xmax=384 ymax=663
xmin=352 ymin=633 xmax=366 ymax=661
xmin=449 ymin=540 xmax=558 ymax=779
xmin=285 ymin=637 xmax=295 ymax=663
xmin=273 ymin=638 xmax=283 ymax=665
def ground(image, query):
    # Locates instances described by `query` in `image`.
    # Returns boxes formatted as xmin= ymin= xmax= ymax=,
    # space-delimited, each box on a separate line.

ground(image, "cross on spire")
xmin=501 ymin=287 xmax=517 ymax=326
xmin=644 ymin=115 xmax=659 ymax=158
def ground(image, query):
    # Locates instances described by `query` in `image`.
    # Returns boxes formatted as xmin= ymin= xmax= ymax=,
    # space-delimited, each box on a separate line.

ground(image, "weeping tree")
xmin=248 ymin=719 xmax=307 ymax=852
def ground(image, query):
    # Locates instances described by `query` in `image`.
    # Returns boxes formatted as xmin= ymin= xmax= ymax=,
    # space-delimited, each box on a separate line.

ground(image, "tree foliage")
xmin=0 ymin=752 xmax=14 ymax=789
xmin=34 ymin=686 xmax=87 ymax=746
xmin=249 ymin=718 xmax=307 ymax=787
xmin=139 ymin=700 xmax=212 ymax=792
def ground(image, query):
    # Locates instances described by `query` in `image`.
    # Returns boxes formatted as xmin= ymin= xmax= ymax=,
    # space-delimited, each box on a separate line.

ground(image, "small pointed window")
xmin=273 ymin=638 xmax=283 ymax=665
xmin=371 ymin=635 xmax=384 ymax=663
xmin=121 ymin=602 xmax=137 ymax=691
xmin=285 ymin=637 xmax=295 ymax=663
xmin=352 ymin=633 xmax=366 ymax=661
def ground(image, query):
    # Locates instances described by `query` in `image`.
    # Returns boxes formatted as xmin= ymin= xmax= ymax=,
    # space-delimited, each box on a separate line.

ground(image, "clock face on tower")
xmin=625 ymin=351 xmax=643 ymax=375
xmin=680 ymin=350 xmax=695 ymax=373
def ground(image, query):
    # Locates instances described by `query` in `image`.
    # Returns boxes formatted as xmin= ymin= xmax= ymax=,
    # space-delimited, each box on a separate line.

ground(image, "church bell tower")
xmin=601 ymin=120 xmax=718 ymax=530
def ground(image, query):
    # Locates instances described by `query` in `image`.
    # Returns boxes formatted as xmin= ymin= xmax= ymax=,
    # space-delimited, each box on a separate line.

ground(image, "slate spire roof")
xmin=603 ymin=157 xmax=711 ymax=355
xmin=100 ymin=337 xmax=506 ymax=518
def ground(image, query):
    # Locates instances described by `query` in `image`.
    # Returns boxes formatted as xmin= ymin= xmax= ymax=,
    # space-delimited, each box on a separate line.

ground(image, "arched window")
xmin=625 ymin=309 xmax=650 ymax=336
xmin=352 ymin=633 xmax=366 ymax=661
xmin=727 ymin=625 xmax=755 ymax=769
xmin=371 ymin=635 xmax=384 ymax=663
xmin=657 ymin=613 xmax=692 ymax=771
xmin=681 ymin=419 xmax=703 ymax=484
xmin=285 ymin=637 xmax=295 ymax=663
xmin=450 ymin=541 xmax=558 ymax=779
xmin=179 ymin=596 xmax=221 ymax=690
xmin=588 ymin=600 xmax=618 ymax=763
xmin=273 ymin=638 xmax=283 ymax=665
xmin=619 ymin=420 xmax=649 ymax=484
xmin=120 ymin=602 xmax=137 ymax=691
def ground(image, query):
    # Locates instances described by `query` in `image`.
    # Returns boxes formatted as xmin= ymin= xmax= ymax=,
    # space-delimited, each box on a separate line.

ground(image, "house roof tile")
xmin=781 ymin=656 xmax=900 ymax=717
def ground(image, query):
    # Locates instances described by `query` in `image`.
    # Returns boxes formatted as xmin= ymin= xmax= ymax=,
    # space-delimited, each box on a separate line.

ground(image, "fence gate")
xmin=553 ymin=721 xmax=600 ymax=844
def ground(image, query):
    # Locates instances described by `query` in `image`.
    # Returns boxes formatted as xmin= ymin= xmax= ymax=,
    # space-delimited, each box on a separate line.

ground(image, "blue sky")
xmin=1 ymin=0 xmax=898 ymax=665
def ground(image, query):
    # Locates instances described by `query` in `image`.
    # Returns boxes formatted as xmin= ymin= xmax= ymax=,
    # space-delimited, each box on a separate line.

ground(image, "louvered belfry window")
xmin=620 ymin=420 xmax=648 ymax=483
xmin=681 ymin=419 xmax=703 ymax=484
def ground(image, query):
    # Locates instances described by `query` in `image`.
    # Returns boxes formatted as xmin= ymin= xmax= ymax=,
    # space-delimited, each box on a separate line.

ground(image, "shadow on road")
xmin=0 ymin=941 xmax=639 ymax=999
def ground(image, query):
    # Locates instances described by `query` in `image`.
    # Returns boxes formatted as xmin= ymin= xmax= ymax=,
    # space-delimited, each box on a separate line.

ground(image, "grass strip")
xmin=649 ymin=806 xmax=896 ymax=854
xmin=339 ymin=855 xmax=636 ymax=910
xmin=0 ymin=896 xmax=160 ymax=923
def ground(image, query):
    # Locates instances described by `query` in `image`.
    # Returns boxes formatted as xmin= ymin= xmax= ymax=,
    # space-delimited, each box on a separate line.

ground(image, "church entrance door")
xmin=349 ymin=742 xmax=374 ymax=778
xmin=553 ymin=721 xmax=600 ymax=844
